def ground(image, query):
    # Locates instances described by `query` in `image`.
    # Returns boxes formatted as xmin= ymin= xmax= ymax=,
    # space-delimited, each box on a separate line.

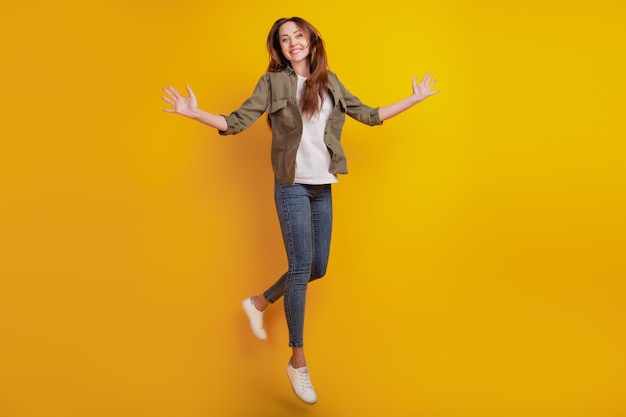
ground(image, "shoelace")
xmin=255 ymin=312 xmax=265 ymax=330
xmin=297 ymin=369 xmax=314 ymax=391
xmin=251 ymin=300 xmax=265 ymax=329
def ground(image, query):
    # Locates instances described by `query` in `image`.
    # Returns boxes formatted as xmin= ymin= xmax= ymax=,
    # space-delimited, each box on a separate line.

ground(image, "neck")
xmin=291 ymin=60 xmax=310 ymax=77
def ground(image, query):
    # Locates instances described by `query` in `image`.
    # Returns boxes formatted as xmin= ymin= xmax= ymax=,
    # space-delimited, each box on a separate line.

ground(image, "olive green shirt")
xmin=219 ymin=67 xmax=382 ymax=185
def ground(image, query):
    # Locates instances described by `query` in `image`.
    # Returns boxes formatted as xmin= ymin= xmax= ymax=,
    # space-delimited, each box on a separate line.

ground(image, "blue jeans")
xmin=263 ymin=181 xmax=333 ymax=348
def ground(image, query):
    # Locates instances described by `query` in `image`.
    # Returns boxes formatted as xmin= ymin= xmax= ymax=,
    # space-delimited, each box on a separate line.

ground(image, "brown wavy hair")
xmin=266 ymin=17 xmax=329 ymax=118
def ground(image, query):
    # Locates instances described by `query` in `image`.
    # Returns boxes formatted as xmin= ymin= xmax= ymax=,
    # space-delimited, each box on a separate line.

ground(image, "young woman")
xmin=162 ymin=16 xmax=439 ymax=404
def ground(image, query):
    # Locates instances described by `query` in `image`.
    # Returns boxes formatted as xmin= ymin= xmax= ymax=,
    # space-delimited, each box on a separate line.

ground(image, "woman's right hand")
xmin=162 ymin=85 xmax=198 ymax=118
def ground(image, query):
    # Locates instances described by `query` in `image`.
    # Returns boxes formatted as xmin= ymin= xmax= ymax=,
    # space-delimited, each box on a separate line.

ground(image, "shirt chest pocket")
xmin=268 ymin=98 xmax=299 ymax=134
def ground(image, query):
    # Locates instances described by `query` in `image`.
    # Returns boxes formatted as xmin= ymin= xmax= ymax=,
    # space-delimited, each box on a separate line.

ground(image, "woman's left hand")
xmin=412 ymin=73 xmax=440 ymax=102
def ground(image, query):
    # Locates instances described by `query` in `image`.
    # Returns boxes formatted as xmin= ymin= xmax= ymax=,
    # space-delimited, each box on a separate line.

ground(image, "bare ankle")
xmin=290 ymin=350 xmax=307 ymax=368
xmin=253 ymin=295 xmax=267 ymax=312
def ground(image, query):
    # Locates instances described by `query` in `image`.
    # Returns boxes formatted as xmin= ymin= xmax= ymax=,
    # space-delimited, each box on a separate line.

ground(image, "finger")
xmin=422 ymin=72 xmax=432 ymax=85
xmin=168 ymin=85 xmax=183 ymax=98
xmin=162 ymin=87 xmax=177 ymax=100
xmin=186 ymin=84 xmax=196 ymax=100
xmin=161 ymin=95 xmax=175 ymax=106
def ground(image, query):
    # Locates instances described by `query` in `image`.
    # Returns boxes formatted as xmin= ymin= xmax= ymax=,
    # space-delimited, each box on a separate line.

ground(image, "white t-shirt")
xmin=294 ymin=75 xmax=338 ymax=185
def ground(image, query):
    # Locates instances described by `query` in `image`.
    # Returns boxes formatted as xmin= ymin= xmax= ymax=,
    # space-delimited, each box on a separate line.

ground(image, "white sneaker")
xmin=286 ymin=361 xmax=317 ymax=404
xmin=242 ymin=297 xmax=266 ymax=340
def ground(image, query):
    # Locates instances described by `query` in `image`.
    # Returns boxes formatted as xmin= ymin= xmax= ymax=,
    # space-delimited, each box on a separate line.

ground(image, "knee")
xmin=309 ymin=268 xmax=327 ymax=281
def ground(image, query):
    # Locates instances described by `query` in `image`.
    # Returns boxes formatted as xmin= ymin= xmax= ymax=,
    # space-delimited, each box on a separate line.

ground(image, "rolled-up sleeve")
xmin=219 ymin=74 xmax=270 ymax=136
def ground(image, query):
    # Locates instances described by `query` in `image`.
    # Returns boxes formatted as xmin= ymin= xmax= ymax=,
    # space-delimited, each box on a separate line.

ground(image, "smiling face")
xmin=278 ymin=21 xmax=310 ymax=68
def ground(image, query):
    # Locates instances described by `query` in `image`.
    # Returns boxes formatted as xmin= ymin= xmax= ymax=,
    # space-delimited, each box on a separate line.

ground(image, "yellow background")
xmin=1 ymin=0 xmax=625 ymax=416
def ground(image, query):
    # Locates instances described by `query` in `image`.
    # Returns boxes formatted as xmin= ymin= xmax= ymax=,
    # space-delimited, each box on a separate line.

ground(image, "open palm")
xmin=412 ymin=73 xmax=440 ymax=102
xmin=162 ymin=85 xmax=198 ymax=117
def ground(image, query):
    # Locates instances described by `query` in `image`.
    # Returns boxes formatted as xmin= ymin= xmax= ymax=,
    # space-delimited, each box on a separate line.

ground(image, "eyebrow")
xmin=280 ymin=30 xmax=303 ymax=38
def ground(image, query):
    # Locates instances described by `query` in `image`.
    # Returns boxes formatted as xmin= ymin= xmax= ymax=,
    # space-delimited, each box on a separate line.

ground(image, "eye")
xmin=296 ymin=33 xmax=303 ymax=38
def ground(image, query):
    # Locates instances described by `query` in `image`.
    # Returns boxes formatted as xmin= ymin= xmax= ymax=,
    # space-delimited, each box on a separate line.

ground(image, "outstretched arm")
xmin=162 ymin=85 xmax=228 ymax=131
xmin=378 ymin=73 xmax=439 ymax=122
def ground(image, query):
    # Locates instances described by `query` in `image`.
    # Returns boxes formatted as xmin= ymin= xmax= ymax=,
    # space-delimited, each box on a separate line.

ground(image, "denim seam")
xmin=281 ymin=190 xmax=299 ymax=348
